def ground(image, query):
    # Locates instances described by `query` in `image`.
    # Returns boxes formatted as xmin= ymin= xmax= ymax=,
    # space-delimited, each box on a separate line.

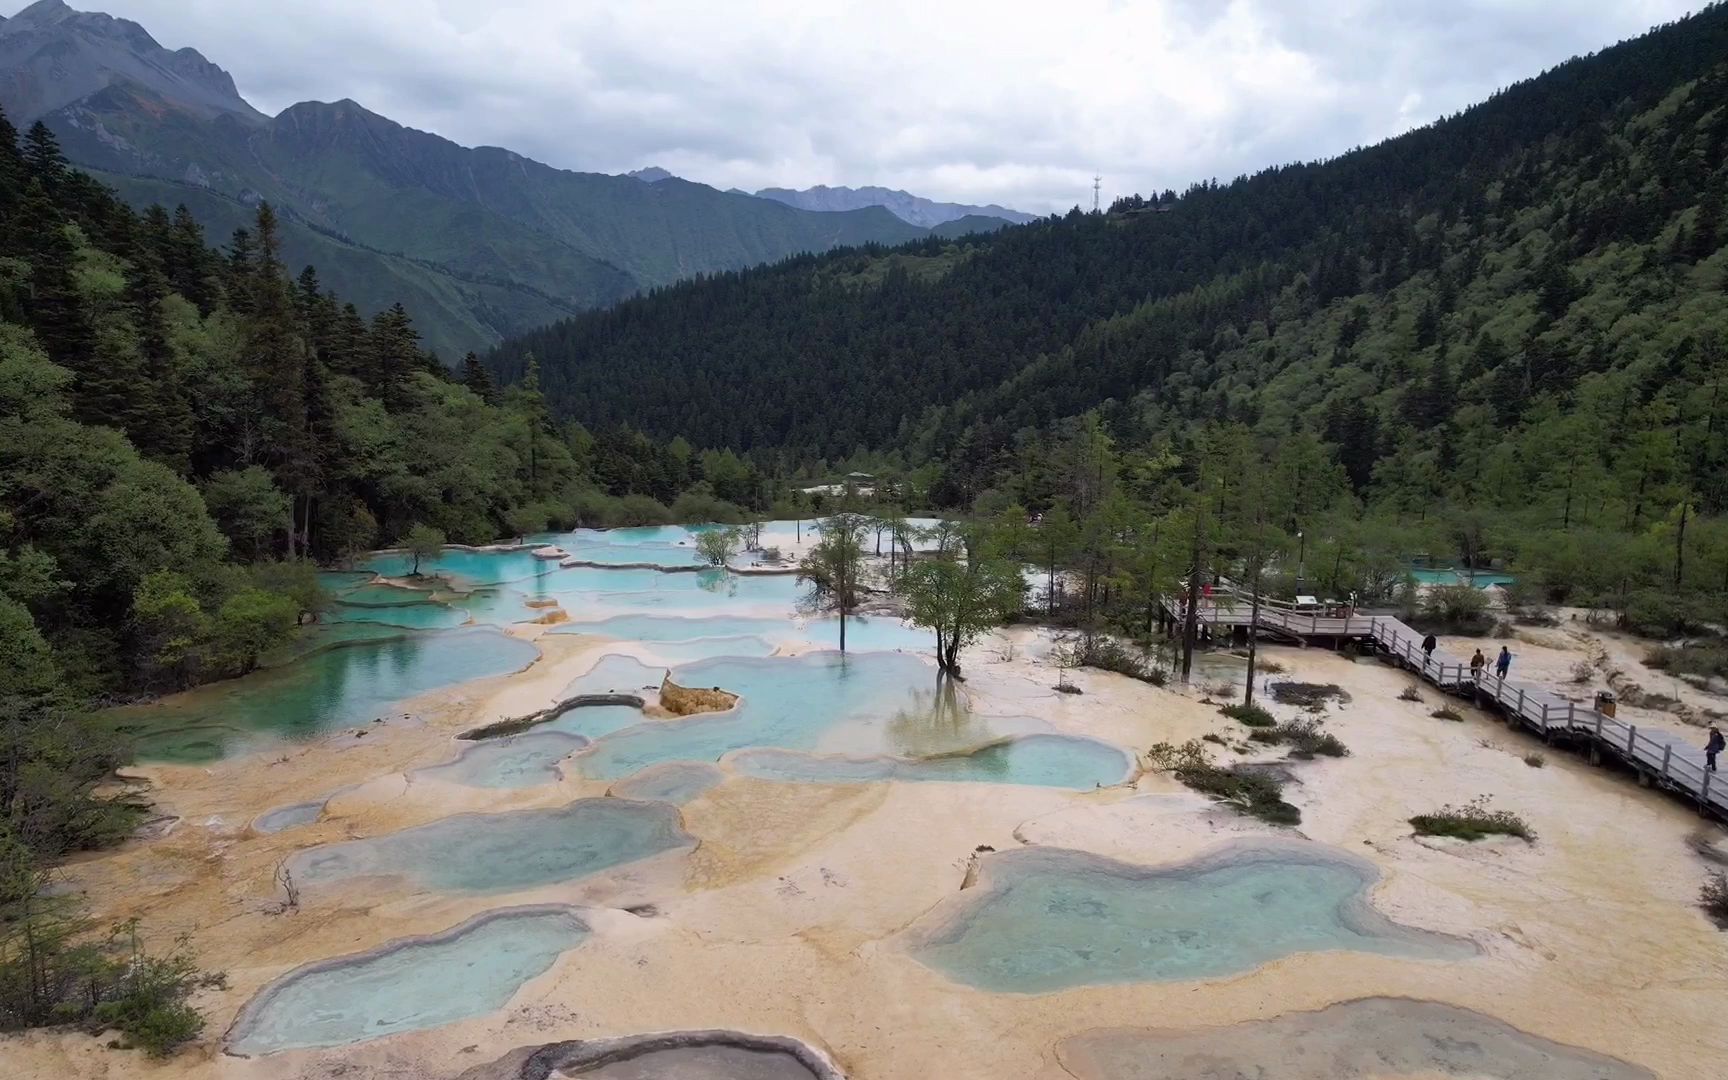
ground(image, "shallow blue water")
xmin=911 ymin=846 xmax=1472 ymax=992
xmin=730 ymin=734 xmax=1133 ymax=789
xmin=289 ymin=798 xmax=691 ymax=894
xmin=609 ymin=762 xmax=726 ymax=804
xmin=418 ymin=732 xmax=591 ymax=789
xmin=551 ymin=612 xmax=928 ymax=654
xmin=110 ymin=629 xmax=539 ymax=763
xmin=254 ymin=800 xmax=325 ymax=833
xmin=570 ymin=652 xmax=1034 ymax=780
xmin=227 ymin=908 xmax=590 ymax=1055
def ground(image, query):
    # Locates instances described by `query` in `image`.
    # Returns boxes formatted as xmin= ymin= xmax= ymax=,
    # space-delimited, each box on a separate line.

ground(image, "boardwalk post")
xmin=1662 ymin=744 xmax=1672 ymax=778
xmin=1516 ymin=687 xmax=1525 ymax=719
xmin=1594 ymin=713 xmax=1604 ymax=739
xmin=1540 ymin=702 xmax=1549 ymax=729
xmin=1626 ymin=725 xmax=1637 ymax=754
xmin=1703 ymin=769 xmax=1713 ymax=813
xmin=1568 ymin=702 xmax=1575 ymax=727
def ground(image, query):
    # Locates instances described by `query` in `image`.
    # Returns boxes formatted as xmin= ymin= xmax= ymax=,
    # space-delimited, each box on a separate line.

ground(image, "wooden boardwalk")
xmin=1167 ymin=587 xmax=1728 ymax=819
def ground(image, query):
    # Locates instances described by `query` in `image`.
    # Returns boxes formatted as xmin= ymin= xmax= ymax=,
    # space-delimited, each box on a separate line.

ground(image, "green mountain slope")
xmin=3 ymin=4 xmax=942 ymax=357
xmin=90 ymin=170 xmax=590 ymax=356
xmin=490 ymin=5 xmax=1728 ymax=522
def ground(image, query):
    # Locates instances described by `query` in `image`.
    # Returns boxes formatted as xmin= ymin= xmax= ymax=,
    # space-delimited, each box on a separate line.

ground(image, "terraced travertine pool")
xmin=908 ymin=845 xmax=1475 ymax=992
xmin=226 ymin=907 xmax=592 ymax=1055
xmin=97 ymin=525 xmax=1552 ymax=1074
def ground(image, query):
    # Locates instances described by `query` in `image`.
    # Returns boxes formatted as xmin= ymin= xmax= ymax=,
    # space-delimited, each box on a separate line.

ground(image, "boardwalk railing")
xmin=1165 ymin=586 xmax=1728 ymax=818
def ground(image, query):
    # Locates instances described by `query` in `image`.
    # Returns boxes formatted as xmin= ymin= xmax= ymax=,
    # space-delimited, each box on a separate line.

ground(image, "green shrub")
xmin=1645 ymin=643 xmax=1728 ymax=680
xmin=1147 ymin=740 xmax=1300 ymax=825
xmin=0 ymin=911 xmax=216 ymax=1057
xmin=1243 ymin=719 xmax=1349 ymax=758
xmin=1523 ymin=752 xmax=1546 ymax=768
xmin=1431 ymin=705 xmax=1464 ymax=721
xmin=1222 ymin=703 xmax=1276 ymax=727
xmin=1415 ymin=584 xmax=1494 ymax=633
xmin=1620 ymin=589 xmax=1714 ymax=638
xmin=1410 ymin=797 xmax=1535 ymax=842
xmin=1397 ymin=684 xmax=1422 ymax=702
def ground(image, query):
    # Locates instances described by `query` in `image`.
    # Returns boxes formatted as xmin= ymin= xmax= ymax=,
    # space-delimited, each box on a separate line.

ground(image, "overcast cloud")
xmin=73 ymin=0 xmax=1699 ymax=213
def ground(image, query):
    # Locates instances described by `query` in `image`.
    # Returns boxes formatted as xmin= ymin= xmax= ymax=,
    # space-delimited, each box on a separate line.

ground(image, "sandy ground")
xmin=6 ymin=615 xmax=1727 ymax=1080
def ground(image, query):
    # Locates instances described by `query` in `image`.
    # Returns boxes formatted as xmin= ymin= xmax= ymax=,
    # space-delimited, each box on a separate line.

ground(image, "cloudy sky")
xmin=77 ymin=0 xmax=1698 ymax=213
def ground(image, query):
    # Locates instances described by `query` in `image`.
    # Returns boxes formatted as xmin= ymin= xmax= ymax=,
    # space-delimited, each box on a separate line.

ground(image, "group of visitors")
xmin=1419 ymin=632 xmax=1728 ymax=775
xmin=1421 ymin=633 xmax=1511 ymax=680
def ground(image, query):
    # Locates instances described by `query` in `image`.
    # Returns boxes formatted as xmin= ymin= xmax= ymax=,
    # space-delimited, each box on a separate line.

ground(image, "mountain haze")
xmin=754 ymin=183 xmax=1037 ymax=228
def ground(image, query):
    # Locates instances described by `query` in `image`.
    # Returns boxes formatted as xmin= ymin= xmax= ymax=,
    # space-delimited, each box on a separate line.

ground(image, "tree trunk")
xmin=1676 ymin=500 xmax=1690 ymax=587
xmin=1181 ymin=513 xmax=1203 ymax=686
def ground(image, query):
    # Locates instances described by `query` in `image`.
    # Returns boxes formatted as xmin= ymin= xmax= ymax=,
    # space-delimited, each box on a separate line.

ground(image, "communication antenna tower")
xmin=1092 ymin=173 xmax=1102 ymax=213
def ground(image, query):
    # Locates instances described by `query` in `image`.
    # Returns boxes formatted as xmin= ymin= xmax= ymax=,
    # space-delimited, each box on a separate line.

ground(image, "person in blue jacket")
xmin=1495 ymin=646 xmax=1511 ymax=680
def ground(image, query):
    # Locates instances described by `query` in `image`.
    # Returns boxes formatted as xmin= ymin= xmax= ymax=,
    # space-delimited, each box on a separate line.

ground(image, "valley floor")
xmin=5 ymin=607 xmax=1725 ymax=1079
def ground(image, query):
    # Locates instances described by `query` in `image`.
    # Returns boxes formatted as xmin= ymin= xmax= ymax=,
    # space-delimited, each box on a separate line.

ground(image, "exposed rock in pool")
xmin=457 ymin=1030 xmax=845 ymax=1079
xmin=1056 ymin=996 xmax=1656 ymax=1079
xmin=659 ymin=673 xmax=739 ymax=716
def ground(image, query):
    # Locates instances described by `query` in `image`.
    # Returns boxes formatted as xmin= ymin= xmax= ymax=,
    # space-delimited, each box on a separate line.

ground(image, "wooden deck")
xmin=1167 ymin=587 xmax=1728 ymax=819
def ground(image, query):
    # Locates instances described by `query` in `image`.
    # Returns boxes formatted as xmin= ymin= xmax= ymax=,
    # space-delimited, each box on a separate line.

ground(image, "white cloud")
xmin=84 ymin=0 xmax=1698 ymax=213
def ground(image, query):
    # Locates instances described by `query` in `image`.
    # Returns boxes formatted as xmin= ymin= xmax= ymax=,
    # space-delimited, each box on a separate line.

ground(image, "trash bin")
xmin=1595 ymin=690 xmax=1617 ymax=718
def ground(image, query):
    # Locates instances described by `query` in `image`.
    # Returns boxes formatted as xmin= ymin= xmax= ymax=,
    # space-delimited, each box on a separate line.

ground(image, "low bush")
xmin=1703 ymin=871 xmax=1728 ymax=928
xmin=1431 ymin=705 xmax=1464 ymax=721
xmin=1645 ymin=643 xmax=1728 ymax=680
xmin=1620 ymin=589 xmax=1715 ymax=638
xmin=1246 ymin=719 xmax=1349 ymax=759
xmin=1270 ymin=682 xmax=1349 ymax=707
xmin=0 ymin=909 xmax=218 ymax=1058
xmin=1523 ymin=752 xmax=1546 ymax=768
xmin=1222 ymin=703 xmax=1276 ymax=727
xmin=1397 ymin=685 xmax=1423 ymax=702
xmin=1410 ymin=797 xmax=1535 ymax=842
xmin=1146 ymin=740 xmax=1301 ymax=825
xmin=1060 ymin=634 xmax=1166 ymax=685
xmin=1412 ymin=584 xmax=1495 ymax=635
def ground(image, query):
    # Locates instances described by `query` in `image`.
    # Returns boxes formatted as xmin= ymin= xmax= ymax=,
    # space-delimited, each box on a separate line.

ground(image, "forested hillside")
xmin=492 ymin=4 xmax=1728 ymax=531
xmin=0 ymin=109 xmax=785 ymax=705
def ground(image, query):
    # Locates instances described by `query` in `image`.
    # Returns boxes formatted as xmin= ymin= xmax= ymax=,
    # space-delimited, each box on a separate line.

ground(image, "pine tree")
xmin=18 ymin=184 xmax=93 ymax=373
xmin=225 ymin=228 xmax=256 ymax=314
xmin=125 ymin=260 xmax=194 ymax=470
xmin=22 ymin=121 xmax=68 ymax=190
xmin=367 ymin=303 xmax=420 ymax=411
xmin=461 ymin=352 xmax=496 ymax=403
xmin=0 ymin=104 xmax=24 ymax=247
xmin=167 ymin=206 xmax=216 ymax=313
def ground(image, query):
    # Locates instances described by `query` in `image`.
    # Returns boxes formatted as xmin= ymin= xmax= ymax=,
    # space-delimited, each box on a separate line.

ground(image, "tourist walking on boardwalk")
xmin=1708 ymin=725 xmax=1725 ymax=772
xmin=1470 ymin=649 xmax=1486 ymax=679
xmin=1422 ymin=633 xmax=1437 ymax=662
xmin=1495 ymin=646 xmax=1512 ymax=680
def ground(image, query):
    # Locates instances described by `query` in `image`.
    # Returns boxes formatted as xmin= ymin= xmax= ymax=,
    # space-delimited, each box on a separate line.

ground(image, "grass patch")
xmin=1243 ymin=718 xmax=1350 ymax=759
xmin=1222 ymin=702 xmax=1276 ymax=727
xmin=1147 ymin=740 xmax=1300 ymax=825
xmin=1270 ymin=682 xmax=1349 ymax=707
xmin=1703 ymin=871 xmax=1728 ymax=928
xmin=1523 ymin=752 xmax=1546 ymax=768
xmin=1410 ymin=798 xmax=1535 ymax=842
xmin=1431 ymin=705 xmax=1464 ymax=722
xmin=1397 ymin=685 xmax=1423 ymax=702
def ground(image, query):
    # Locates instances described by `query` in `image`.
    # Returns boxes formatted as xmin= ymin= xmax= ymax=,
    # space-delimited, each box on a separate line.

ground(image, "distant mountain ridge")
xmin=753 ymin=183 xmax=1037 ymax=228
xmin=0 ymin=0 xmax=259 ymax=124
xmin=0 ymin=2 xmax=983 ymax=357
